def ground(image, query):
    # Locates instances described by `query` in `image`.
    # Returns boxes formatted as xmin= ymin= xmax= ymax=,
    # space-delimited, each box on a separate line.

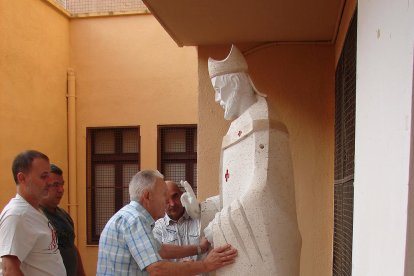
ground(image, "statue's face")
xmin=211 ymin=75 xmax=239 ymax=120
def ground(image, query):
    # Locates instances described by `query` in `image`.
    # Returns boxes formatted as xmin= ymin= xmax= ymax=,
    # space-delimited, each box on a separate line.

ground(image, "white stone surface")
xmin=201 ymin=46 xmax=301 ymax=275
xmin=202 ymin=95 xmax=301 ymax=275
xmin=353 ymin=1 xmax=414 ymax=275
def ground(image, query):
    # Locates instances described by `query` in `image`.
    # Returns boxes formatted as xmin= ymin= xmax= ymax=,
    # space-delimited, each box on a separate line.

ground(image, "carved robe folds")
xmin=203 ymin=97 xmax=301 ymax=275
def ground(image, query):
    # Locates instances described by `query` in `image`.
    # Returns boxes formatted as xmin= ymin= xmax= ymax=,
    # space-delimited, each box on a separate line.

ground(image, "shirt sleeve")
xmin=0 ymin=215 xmax=37 ymax=262
xmin=122 ymin=216 xmax=161 ymax=271
xmin=152 ymin=220 xmax=163 ymax=243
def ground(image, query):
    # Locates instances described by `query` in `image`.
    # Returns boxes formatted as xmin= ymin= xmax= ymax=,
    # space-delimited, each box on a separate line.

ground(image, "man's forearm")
xmin=1 ymin=255 xmax=24 ymax=276
xmin=150 ymin=244 xmax=237 ymax=275
xmin=147 ymin=260 xmax=207 ymax=276
xmin=159 ymin=244 xmax=198 ymax=259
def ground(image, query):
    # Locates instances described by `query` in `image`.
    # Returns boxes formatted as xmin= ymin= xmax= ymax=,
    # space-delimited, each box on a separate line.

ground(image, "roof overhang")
xmin=142 ymin=0 xmax=346 ymax=47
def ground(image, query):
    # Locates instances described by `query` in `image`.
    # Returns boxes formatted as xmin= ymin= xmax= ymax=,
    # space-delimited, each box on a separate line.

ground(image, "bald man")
xmin=153 ymin=181 xmax=209 ymax=263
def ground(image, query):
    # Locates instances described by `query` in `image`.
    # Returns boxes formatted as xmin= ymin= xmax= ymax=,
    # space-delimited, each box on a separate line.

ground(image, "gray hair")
xmin=129 ymin=170 xmax=164 ymax=202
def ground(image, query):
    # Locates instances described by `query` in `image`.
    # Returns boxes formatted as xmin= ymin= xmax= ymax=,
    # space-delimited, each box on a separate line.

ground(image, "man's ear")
xmin=16 ymin=172 xmax=26 ymax=184
xmin=141 ymin=188 xmax=151 ymax=203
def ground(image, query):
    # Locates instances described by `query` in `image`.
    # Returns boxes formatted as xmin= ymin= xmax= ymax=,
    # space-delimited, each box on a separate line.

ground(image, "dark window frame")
xmin=157 ymin=124 xmax=197 ymax=193
xmin=86 ymin=126 xmax=140 ymax=244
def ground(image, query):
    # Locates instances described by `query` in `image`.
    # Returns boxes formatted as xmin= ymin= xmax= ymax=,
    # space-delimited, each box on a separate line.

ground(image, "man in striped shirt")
xmin=97 ymin=170 xmax=237 ymax=276
xmin=153 ymin=181 xmax=208 ymax=263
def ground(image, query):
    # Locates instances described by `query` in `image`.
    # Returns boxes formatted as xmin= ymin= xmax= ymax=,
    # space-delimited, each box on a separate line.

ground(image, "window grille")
xmin=87 ymin=127 xmax=140 ymax=244
xmin=158 ymin=125 xmax=197 ymax=194
xmin=50 ymin=0 xmax=147 ymax=15
xmin=333 ymin=9 xmax=357 ymax=276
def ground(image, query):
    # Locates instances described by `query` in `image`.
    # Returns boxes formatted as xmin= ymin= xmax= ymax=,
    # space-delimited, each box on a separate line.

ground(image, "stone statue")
xmin=181 ymin=45 xmax=301 ymax=275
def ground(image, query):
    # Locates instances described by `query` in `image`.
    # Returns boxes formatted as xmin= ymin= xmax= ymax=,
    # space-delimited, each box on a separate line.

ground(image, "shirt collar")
xmin=164 ymin=210 xmax=191 ymax=225
xmin=130 ymin=200 xmax=155 ymax=225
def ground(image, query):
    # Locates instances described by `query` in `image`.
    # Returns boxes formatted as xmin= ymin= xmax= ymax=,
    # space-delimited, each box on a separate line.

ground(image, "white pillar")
xmin=353 ymin=0 xmax=414 ymax=275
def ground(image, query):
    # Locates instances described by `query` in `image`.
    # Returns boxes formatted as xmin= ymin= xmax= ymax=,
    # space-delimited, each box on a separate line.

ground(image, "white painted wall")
xmin=353 ymin=0 xmax=414 ymax=275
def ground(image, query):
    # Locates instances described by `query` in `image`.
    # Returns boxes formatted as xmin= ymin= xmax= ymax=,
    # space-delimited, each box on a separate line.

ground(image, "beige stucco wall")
xmin=0 ymin=0 xmax=70 ymax=207
xmin=197 ymin=44 xmax=334 ymax=276
xmin=69 ymin=14 xmax=197 ymax=275
xmin=0 ymin=1 xmax=357 ymax=275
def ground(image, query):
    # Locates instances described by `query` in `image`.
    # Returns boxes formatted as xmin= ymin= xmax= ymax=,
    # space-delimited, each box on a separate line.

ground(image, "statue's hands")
xmin=180 ymin=180 xmax=201 ymax=219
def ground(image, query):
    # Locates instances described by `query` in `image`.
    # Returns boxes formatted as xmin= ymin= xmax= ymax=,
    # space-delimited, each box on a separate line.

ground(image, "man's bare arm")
xmin=147 ymin=244 xmax=237 ymax=276
xmin=158 ymin=237 xmax=210 ymax=260
xmin=1 ymin=255 xmax=23 ymax=276
xmin=159 ymin=244 xmax=198 ymax=260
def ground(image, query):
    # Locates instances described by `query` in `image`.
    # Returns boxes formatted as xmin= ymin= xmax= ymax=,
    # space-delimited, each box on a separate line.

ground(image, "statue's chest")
xmin=221 ymin=134 xmax=256 ymax=208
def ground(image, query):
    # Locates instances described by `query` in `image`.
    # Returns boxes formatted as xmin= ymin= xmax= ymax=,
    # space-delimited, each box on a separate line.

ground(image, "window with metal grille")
xmin=51 ymin=0 xmax=148 ymax=15
xmin=333 ymin=9 xmax=357 ymax=276
xmin=158 ymin=125 xmax=197 ymax=195
xmin=86 ymin=127 xmax=140 ymax=244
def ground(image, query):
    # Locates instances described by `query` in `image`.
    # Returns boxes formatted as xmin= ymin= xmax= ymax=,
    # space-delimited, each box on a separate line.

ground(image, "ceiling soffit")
xmin=143 ymin=0 xmax=346 ymax=46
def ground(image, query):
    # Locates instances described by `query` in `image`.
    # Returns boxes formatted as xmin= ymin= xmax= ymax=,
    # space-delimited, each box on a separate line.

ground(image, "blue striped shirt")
xmin=97 ymin=201 xmax=162 ymax=275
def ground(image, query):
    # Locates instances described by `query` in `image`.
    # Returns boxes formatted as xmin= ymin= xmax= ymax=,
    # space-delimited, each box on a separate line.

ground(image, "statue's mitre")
xmin=208 ymin=45 xmax=248 ymax=79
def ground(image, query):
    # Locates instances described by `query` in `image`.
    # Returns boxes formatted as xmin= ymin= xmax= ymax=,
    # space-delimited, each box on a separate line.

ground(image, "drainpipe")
xmin=67 ymin=68 xmax=78 ymax=244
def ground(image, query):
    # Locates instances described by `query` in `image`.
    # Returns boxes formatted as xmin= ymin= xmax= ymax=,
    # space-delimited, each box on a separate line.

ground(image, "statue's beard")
xmin=224 ymin=90 xmax=240 ymax=120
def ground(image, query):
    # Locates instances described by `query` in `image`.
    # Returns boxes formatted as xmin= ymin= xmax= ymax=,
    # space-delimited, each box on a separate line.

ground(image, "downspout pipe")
xmin=67 ymin=68 xmax=78 ymax=244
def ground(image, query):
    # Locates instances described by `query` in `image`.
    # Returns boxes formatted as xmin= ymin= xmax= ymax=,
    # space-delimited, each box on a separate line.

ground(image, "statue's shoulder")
xmin=251 ymin=97 xmax=289 ymax=135
xmin=223 ymin=97 xmax=270 ymax=149
xmin=230 ymin=96 xmax=268 ymax=130
xmin=247 ymin=96 xmax=268 ymax=120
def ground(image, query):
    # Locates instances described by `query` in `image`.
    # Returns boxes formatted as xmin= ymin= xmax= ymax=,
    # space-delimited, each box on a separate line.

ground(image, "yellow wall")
xmin=69 ymin=15 xmax=197 ymax=275
xmin=0 ymin=0 xmax=357 ymax=275
xmin=0 ymin=3 xmax=197 ymax=274
xmin=0 ymin=0 xmax=70 ymax=207
xmin=197 ymin=44 xmax=334 ymax=276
